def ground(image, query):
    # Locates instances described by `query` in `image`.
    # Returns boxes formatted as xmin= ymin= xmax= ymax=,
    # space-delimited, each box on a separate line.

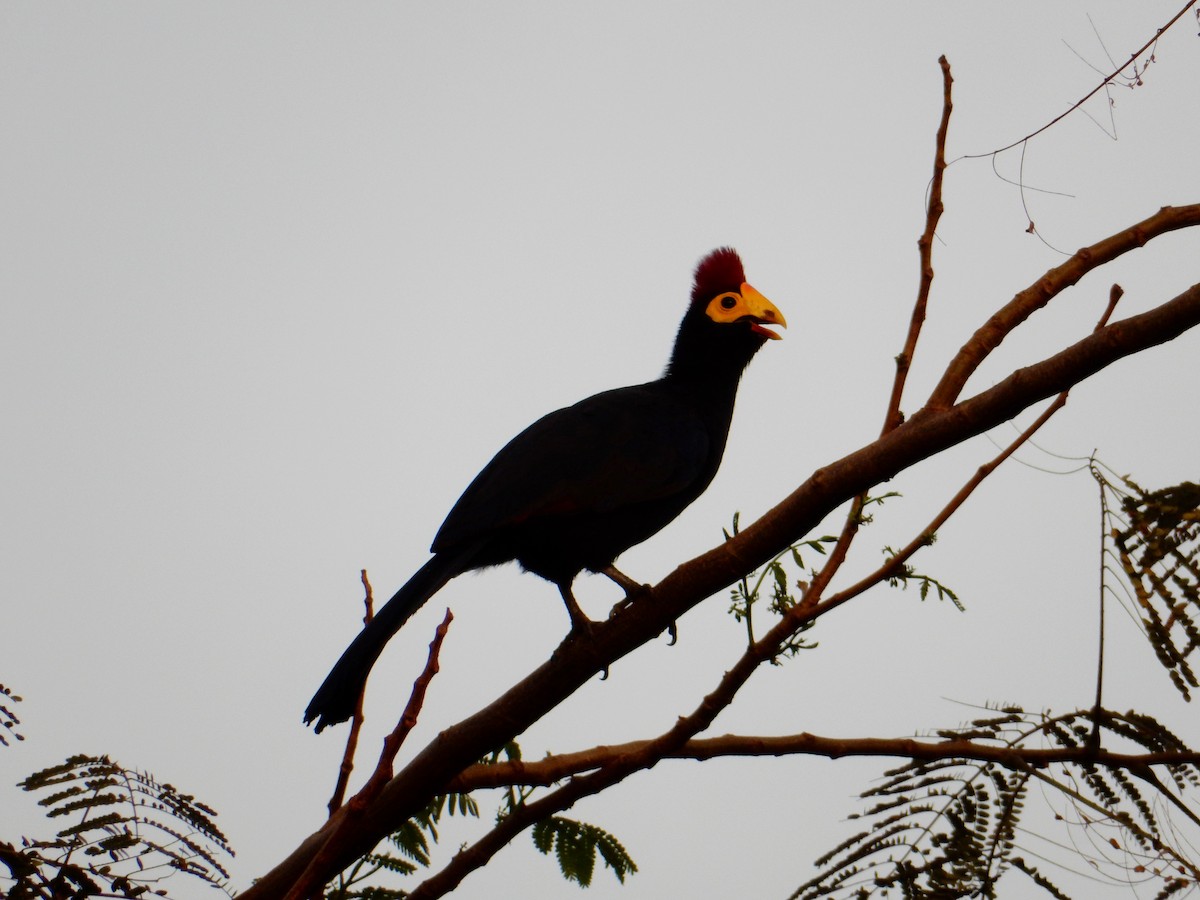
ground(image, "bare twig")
xmin=328 ymin=570 xmax=376 ymax=817
xmin=884 ymin=55 xmax=954 ymax=436
xmin=799 ymin=58 xmax=956 ymax=628
xmin=361 ymin=608 xmax=454 ymax=796
xmin=284 ymin=610 xmax=453 ymax=900
xmin=962 ymin=0 xmax=1198 ymax=159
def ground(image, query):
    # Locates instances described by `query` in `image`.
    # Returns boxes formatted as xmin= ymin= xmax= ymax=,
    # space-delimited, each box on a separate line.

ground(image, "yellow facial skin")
xmin=704 ymin=283 xmax=787 ymax=339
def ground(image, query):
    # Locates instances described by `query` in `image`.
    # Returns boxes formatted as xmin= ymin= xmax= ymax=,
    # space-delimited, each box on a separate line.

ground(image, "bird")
xmin=305 ymin=248 xmax=785 ymax=732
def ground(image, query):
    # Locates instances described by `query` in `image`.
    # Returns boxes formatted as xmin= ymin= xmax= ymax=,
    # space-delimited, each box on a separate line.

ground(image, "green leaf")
xmin=531 ymin=816 xmax=638 ymax=887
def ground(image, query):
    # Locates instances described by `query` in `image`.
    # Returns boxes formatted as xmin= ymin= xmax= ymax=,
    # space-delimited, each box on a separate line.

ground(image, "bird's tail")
xmin=304 ymin=548 xmax=475 ymax=733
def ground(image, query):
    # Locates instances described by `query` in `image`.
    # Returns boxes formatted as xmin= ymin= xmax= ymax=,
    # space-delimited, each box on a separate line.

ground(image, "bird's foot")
xmin=549 ymin=610 xmax=599 ymax=664
xmin=601 ymin=565 xmax=652 ymax=616
xmin=567 ymin=609 xmax=597 ymax=639
xmin=556 ymin=582 xmax=597 ymax=639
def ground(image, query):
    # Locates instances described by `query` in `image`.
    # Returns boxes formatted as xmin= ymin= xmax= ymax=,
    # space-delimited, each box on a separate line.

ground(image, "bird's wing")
xmin=431 ymin=383 xmax=710 ymax=552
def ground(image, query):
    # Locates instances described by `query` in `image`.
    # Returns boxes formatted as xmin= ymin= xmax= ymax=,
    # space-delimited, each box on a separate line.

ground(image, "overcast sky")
xmin=3 ymin=4 xmax=1199 ymax=898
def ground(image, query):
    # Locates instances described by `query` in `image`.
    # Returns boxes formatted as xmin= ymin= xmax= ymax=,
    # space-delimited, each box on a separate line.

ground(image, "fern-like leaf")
xmin=792 ymin=706 xmax=1200 ymax=899
xmin=0 ymin=683 xmax=23 ymax=747
xmin=4 ymin=754 xmax=233 ymax=899
xmin=531 ymin=816 xmax=637 ymax=887
xmin=1100 ymin=473 xmax=1200 ymax=700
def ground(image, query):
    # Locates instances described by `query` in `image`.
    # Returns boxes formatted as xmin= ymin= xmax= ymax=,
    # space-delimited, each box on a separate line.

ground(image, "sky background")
xmin=3 ymin=3 xmax=1199 ymax=898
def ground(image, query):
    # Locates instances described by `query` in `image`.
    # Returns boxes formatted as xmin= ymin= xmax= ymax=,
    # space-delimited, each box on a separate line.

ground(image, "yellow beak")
xmin=705 ymin=282 xmax=787 ymax=339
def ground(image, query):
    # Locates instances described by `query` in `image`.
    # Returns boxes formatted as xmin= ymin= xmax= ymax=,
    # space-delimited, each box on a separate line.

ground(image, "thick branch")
xmin=244 ymin=269 xmax=1200 ymax=900
xmin=927 ymin=203 xmax=1200 ymax=408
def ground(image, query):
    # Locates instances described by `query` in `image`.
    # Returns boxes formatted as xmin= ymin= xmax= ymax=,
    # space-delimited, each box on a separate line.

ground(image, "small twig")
xmin=327 ymin=570 xmax=376 ymax=817
xmin=1086 ymin=286 xmax=1124 ymax=747
xmin=803 ymin=58 xmax=955 ymax=614
xmin=358 ymin=609 xmax=453 ymax=798
xmin=962 ymin=0 xmax=1198 ymax=159
xmin=810 ymin=58 xmax=953 ymax=623
xmin=883 ymin=55 xmax=953 ymax=436
xmin=285 ymin=610 xmax=453 ymax=900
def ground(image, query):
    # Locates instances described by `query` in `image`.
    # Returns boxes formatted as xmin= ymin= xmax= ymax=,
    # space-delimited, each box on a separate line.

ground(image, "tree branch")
xmin=242 ymin=228 xmax=1200 ymax=900
xmin=883 ymin=54 xmax=953 ymax=435
xmin=447 ymin=732 xmax=1200 ymax=792
xmin=927 ymin=204 xmax=1200 ymax=409
xmin=281 ymin=610 xmax=453 ymax=900
xmin=327 ymin=570 xmax=376 ymax=817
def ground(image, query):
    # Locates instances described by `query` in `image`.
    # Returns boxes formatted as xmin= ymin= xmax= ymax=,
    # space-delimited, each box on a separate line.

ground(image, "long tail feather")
xmin=304 ymin=549 xmax=474 ymax=732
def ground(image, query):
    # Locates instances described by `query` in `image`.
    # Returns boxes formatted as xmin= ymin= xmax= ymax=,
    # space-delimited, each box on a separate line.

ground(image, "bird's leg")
xmin=601 ymin=565 xmax=650 ymax=600
xmin=558 ymin=581 xmax=595 ymax=635
xmin=602 ymin=565 xmax=676 ymax=642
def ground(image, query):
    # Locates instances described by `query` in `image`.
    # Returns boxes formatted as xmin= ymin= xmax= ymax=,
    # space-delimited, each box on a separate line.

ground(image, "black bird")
xmin=305 ymin=248 xmax=785 ymax=732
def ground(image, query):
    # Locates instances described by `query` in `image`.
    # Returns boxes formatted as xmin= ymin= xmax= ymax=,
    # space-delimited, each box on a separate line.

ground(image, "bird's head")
xmin=691 ymin=247 xmax=786 ymax=342
xmin=667 ymin=247 xmax=786 ymax=381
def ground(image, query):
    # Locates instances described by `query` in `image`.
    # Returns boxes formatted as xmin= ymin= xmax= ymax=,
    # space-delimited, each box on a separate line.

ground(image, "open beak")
xmin=740 ymin=283 xmax=787 ymax=340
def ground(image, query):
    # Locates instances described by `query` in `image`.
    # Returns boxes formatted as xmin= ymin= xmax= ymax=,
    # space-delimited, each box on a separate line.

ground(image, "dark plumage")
xmin=305 ymin=248 xmax=785 ymax=732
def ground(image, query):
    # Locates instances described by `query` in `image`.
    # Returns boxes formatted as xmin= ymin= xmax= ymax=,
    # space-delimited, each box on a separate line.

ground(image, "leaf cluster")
xmin=1104 ymin=473 xmax=1200 ymax=699
xmin=488 ymin=740 xmax=638 ymax=889
xmin=531 ymin=816 xmax=637 ymax=887
xmin=327 ymin=739 xmax=637 ymax=896
xmin=326 ymin=792 xmax=480 ymax=900
xmin=725 ymin=511 xmax=833 ymax=657
xmin=1 ymin=682 xmax=22 ymax=747
xmin=882 ymin=543 xmax=963 ymax=611
xmin=790 ymin=707 xmax=1200 ymax=899
xmin=2 ymin=754 xmax=233 ymax=899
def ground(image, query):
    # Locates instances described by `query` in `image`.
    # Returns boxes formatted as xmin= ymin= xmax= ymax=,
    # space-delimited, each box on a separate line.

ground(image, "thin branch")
xmin=448 ymin=732 xmax=1200 ymax=792
xmin=284 ymin=610 xmax=453 ymax=900
xmin=328 ymin=570 xmax=376 ymax=817
xmin=961 ymin=0 xmax=1198 ymax=159
xmin=813 ymin=280 xmax=1126 ymax=625
xmin=883 ymin=55 xmax=953 ymax=435
xmin=1083 ymin=285 xmax=1124 ymax=748
xmin=797 ymin=60 xmax=956 ymax=627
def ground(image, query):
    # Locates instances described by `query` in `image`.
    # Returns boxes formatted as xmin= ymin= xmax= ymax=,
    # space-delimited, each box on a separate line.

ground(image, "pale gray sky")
xmin=3 ymin=4 xmax=1198 ymax=898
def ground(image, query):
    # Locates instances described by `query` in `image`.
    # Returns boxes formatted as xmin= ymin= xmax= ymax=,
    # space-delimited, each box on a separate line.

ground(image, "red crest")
xmin=691 ymin=247 xmax=745 ymax=303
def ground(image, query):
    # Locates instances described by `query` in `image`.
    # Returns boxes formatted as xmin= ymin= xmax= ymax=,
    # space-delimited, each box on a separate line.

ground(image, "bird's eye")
xmin=719 ymin=295 xmax=738 ymax=310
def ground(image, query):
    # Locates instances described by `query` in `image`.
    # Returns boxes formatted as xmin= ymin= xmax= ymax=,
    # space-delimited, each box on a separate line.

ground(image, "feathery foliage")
xmin=2 ymin=754 xmax=233 ymax=899
xmin=790 ymin=706 xmax=1200 ymax=899
xmin=882 ymin=543 xmax=963 ymax=610
xmin=1098 ymin=468 xmax=1200 ymax=700
xmin=324 ymin=792 xmax=480 ymax=900
xmin=324 ymin=739 xmax=636 ymax=895
xmin=0 ymin=682 xmax=22 ymax=747
xmin=531 ymin=816 xmax=638 ymax=887
xmin=725 ymin=511 xmax=833 ymax=655
xmin=489 ymin=740 xmax=639 ymax=888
